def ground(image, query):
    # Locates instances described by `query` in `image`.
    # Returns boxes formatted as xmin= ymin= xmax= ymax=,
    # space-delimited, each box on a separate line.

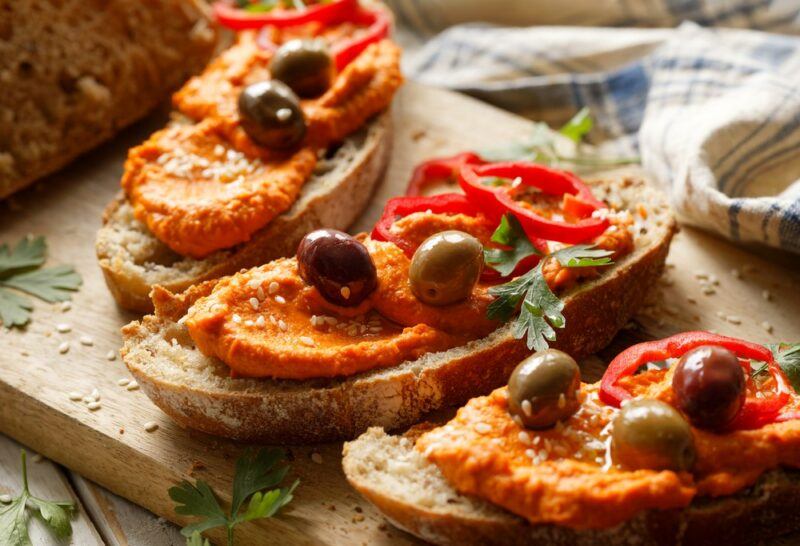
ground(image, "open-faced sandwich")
xmin=344 ymin=332 xmax=800 ymax=545
xmin=96 ymin=0 xmax=403 ymax=311
xmin=120 ymin=155 xmax=675 ymax=443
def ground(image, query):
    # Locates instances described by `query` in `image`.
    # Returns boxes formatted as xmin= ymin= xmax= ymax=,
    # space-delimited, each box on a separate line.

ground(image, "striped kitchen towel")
xmin=385 ymin=0 xmax=800 ymax=254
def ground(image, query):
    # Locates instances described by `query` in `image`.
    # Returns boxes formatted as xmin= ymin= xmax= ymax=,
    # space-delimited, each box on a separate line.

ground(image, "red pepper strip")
xmin=213 ymin=0 xmax=358 ymax=30
xmin=599 ymin=331 xmax=792 ymax=431
xmin=330 ymin=7 xmax=391 ymax=70
xmin=371 ymin=193 xmax=481 ymax=257
xmin=458 ymin=163 xmax=509 ymax=221
xmin=562 ymin=192 xmax=599 ymax=219
xmin=406 ymin=152 xmax=484 ymax=197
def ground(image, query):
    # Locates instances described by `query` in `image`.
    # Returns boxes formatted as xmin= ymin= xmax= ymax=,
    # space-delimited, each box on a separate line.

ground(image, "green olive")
xmin=611 ymin=399 xmax=696 ymax=471
xmin=238 ymin=80 xmax=306 ymax=150
xmin=507 ymin=349 xmax=581 ymax=429
xmin=269 ymin=39 xmax=334 ymax=98
xmin=409 ymin=230 xmax=483 ymax=306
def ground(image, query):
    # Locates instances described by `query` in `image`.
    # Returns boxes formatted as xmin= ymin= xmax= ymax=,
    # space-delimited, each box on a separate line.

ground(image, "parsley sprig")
xmin=0 ymin=451 xmax=76 ymax=546
xmin=0 ymin=236 xmax=81 ymax=328
xmin=170 ymin=448 xmax=298 ymax=546
xmin=481 ymin=107 xmax=639 ymax=171
xmin=485 ymin=216 xmax=613 ymax=351
xmin=752 ymin=344 xmax=800 ymax=391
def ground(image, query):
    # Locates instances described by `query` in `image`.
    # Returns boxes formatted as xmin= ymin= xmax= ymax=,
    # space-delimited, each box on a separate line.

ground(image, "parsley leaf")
xmin=484 ymin=215 xmax=542 ymax=276
xmin=0 ymin=236 xmax=46 ymax=277
xmin=187 ymin=531 xmax=211 ymax=546
xmin=0 ymin=236 xmax=81 ymax=328
xmin=558 ymin=107 xmax=593 ymax=143
xmin=170 ymin=448 xmax=298 ymax=546
xmin=488 ymin=243 xmax=614 ymax=351
xmin=0 ymin=451 xmax=75 ymax=546
xmin=480 ymin=108 xmax=638 ymax=171
xmin=767 ymin=343 xmax=800 ymax=391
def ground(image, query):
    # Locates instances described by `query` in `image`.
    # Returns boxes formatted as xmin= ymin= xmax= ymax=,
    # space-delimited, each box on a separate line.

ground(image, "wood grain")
xmin=0 ymin=82 xmax=799 ymax=545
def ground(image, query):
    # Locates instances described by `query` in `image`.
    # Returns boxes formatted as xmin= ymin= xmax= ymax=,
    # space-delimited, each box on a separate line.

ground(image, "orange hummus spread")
xmin=184 ymin=210 xmax=634 ymax=380
xmin=124 ymin=26 xmax=402 ymax=258
xmin=416 ymin=371 xmax=800 ymax=530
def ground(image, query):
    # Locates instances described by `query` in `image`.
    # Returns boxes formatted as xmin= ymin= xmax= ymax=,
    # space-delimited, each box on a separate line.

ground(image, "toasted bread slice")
xmin=97 ymin=112 xmax=391 ymax=312
xmin=343 ymin=427 xmax=800 ymax=546
xmin=120 ymin=173 xmax=675 ymax=444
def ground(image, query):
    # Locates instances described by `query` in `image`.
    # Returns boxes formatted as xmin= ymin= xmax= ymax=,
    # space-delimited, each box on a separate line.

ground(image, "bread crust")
xmin=0 ymin=0 xmax=217 ymax=199
xmin=120 ymin=173 xmax=676 ymax=444
xmin=98 ymin=112 xmax=392 ymax=312
xmin=343 ymin=427 xmax=800 ymax=546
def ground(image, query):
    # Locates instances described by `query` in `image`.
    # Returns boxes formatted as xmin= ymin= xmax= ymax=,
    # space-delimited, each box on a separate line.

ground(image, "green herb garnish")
xmin=0 ymin=451 xmax=76 ymax=546
xmin=171 ymin=448 xmax=298 ymax=546
xmin=487 ymin=238 xmax=613 ymax=351
xmin=755 ymin=344 xmax=800 ymax=391
xmin=484 ymin=214 xmax=542 ymax=276
xmin=0 ymin=236 xmax=81 ymax=328
xmin=480 ymin=107 xmax=639 ymax=171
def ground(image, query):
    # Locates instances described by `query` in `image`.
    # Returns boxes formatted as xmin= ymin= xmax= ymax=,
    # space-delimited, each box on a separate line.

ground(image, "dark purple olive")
xmin=238 ymin=80 xmax=306 ymax=150
xmin=297 ymin=229 xmax=377 ymax=307
xmin=672 ymin=345 xmax=745 ymax=430
xmin=269 ymin=39 xmax=334 ymax=98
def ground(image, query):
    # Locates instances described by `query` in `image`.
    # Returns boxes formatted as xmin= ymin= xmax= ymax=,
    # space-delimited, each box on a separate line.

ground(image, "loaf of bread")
xmin=0 ymin=0 xmax=217 ymax=199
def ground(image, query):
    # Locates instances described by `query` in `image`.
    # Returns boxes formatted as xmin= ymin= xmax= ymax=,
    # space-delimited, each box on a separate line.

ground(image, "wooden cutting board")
xmin=1 ymin=82 xmax=798 ymax=546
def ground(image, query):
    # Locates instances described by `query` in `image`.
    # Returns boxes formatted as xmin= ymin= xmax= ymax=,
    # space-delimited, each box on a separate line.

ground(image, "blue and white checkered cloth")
xmin=385 ymin=0 xmax=800 ymax=254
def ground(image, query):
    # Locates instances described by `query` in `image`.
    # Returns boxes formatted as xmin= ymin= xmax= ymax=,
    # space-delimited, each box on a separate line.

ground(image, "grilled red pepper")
xmin=214 ymin=0 xmax=358 ymax=30
xmin=599 ymin=331 xmax=792 ymax=430
xmin=460 ymin=161 xmax=609 ymax=244
xmin=330 ymin=6 xmax=390 ymax=70
xmin=371 ymin=193 xmax=481 ymax=257
xmin=406 ymin=152 xmax=484 ymax=197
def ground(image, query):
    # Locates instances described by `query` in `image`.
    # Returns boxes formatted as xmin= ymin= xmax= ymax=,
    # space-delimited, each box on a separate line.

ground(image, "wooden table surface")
xmin=1 ymin=82 xmax=799 ymax=545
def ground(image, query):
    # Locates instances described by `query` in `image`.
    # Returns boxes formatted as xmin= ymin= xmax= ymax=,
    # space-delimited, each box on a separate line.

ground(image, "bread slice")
xmin=120 ymin=173 xmax=675 ymax=444
xmin=97 ymin=111 xmax=392 ymax=312
xmin=343 ymin=427 xmax=800 ymax=546
xmin=0 ymin=0 xmax=216 ymax=199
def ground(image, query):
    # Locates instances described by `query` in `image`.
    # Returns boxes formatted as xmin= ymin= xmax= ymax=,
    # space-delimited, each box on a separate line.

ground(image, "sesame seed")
xmin=268 ymin=282 xmax=279 ymax=295
xmin=278 ymin=320 xmax=288 ymax=332
xmin=117 ymin=378 xmax=130 ymax=387
xmin=58 ymin=342 xmax=70 ymax=354
xmin=275 ymin=295 xmax=286 ymax=304
xmin=0 ymin=494 xmax=12 ymax=503
xmin=340 ymin=286 xmax=351 ymax=300
xmin=56 ymin=323 xmax=71 ymax=333
xmin=87 ymin=402 xmax=101 ymax=411
xmin=518 ymin=431 xmax=531 ymax=444
xmin=256 ymin=316 xmax=266 ymax=327
xmin=702 ymin=287 xmax=716 ymax=295
xmin=127 ymin=381 xmax=139 ymax=391
xmin=687 ymin=297 xmax=697 ymax=304
xmin=521 ymin=399 xmax=532 ymax=417
xmin=762 ymin=289 xmax=772 ymax=301
xmin=60 ymin=301 xmax=72 ymax=312
xmin=232 ymin=314 xmax=242 ymax=323
xmin=475 ymin=423 xmax=491 ymax=434
xmin=311 ymin=452 xmax=323 ymax=464
xmin=269 ymin=315 xmax=277 ymax=325
xmin=716 ymin=310 xmax=726 ymax=319
xmin=90 ymin=388 xmax=100 ymax=400
xmin=299 ymin=336 xmax=315 ymax=347
xmin=144 ymin=422 xmax=159 ymax=433
xmin=727 ymin=315 xmax=742 ymax=325
xmin=525 ymin=449 xmax=536 ymax=459
xmin=325 ymin=316 xmax=338 ymax=326
xmin=80 ymin=336 xmax=93 ymax=346
xmin=244 ymin=320 xmax=254 ymax=327
xmin=256 ymin=286 xmax=265 ymax=301
xmin=694 ymin=271 xmax=708 ymax=280
xmin=762 ymin=321 xmax=774 ymax=333
xmin=68 ymin=392 xmax=82 ymax=401
xmin=249 ymin=297 xmax=260 ymax=310
xmin=106 ymin=350 xmax=117 ymax=361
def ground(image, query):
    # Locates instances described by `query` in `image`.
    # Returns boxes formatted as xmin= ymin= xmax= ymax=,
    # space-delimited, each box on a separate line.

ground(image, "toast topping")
xmin=416 ymin=338 xmax=800 ymax=530
xmin=122 ymin=120 xmax=317 ymax=258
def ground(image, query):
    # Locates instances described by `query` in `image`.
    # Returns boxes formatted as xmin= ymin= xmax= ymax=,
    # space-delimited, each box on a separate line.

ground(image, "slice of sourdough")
xmin=97 ymin=111 xmax=392 ymax=312
xmin=343 ymin=427 xmax=800 ymax=546
xmin=120 ymin=173 xmax=675 ymax=444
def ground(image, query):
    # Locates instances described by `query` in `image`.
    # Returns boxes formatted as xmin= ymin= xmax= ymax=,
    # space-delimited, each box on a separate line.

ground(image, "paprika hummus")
xmin=415 ymin=368 xmax=800 ymax=530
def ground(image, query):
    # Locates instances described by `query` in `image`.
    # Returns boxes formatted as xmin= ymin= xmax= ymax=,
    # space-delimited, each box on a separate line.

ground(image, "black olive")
xmin=269 ymin=39 xmax=334 ymax=98
xmin=408 ymin=231 xmax=483 ymax=306
xmin=611 ymin=399 xmax=695 ymax=471
xmin=672 ymin=345 xmax=745 ymax=430
xmin=297 ymin=229 xmax=377 ymax=307
xmin=507 ymin=349 xmax=581 ymax=429
xmin=238 ymin=80 xmax=306 ymax=150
